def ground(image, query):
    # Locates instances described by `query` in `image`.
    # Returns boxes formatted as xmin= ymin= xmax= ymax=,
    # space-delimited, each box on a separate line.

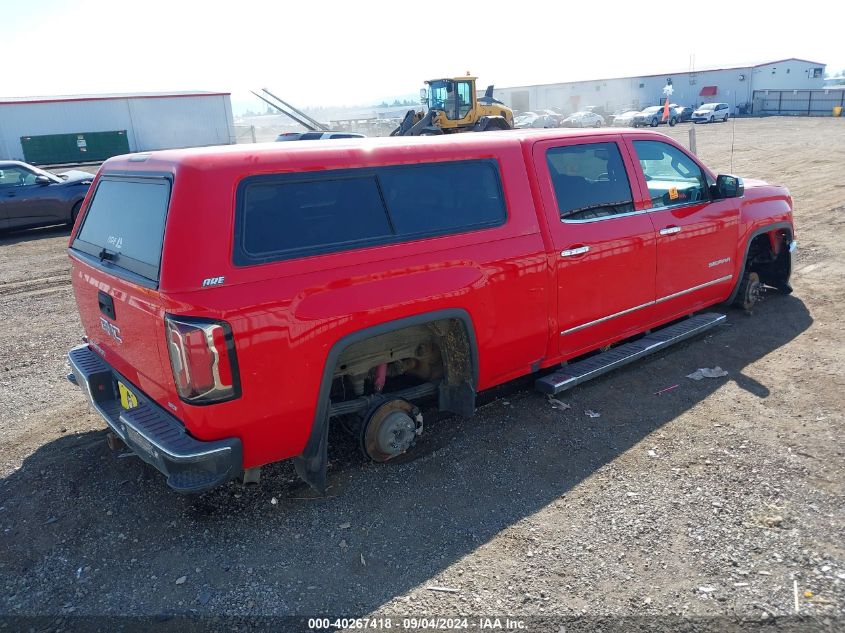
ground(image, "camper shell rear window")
xmin=72 ymin=175 xmax=171 ymax=282
xmin=234 ymin=159 xmax=507 ymax=265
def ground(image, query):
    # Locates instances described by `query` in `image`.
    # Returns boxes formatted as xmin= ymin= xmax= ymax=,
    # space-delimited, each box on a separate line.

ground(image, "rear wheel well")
xmin=331 ymin=317 xmax=475 ymax=415
xmin=69 ymin=200 xmax=83 ymax=225
xmin=293 ymin=312 xmax=477 ymax=492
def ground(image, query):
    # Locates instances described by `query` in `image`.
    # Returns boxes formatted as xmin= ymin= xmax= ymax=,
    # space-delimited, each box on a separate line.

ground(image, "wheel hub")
xmin=360 ymin=399 xmax=423 ymax=462
xmin=740 ymin=271 xmax=763 ymax=312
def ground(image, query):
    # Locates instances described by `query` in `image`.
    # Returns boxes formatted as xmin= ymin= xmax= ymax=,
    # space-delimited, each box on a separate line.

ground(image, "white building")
xmin=0 ymin=91 xmax=236 ymax=164
xmin=495 ymin=58 xmax=827 ymax=115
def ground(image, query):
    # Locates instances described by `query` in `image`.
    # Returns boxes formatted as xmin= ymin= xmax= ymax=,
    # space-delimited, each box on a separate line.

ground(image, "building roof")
xmin=498 ymin=58 xmax=827 ymax=91
xmin=0 ymin=91 xmax=230 ymax=106
xmin=752 ymin=58 xmax=825 ymax=68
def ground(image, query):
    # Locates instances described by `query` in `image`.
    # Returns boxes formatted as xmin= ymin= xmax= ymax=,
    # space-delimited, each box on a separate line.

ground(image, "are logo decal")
xmin=202 ymin=276 xmax=225 ymax=288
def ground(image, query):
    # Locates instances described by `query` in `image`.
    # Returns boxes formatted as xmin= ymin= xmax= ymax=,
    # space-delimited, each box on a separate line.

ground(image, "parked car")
xmin=514 ymin=114 xmax=556 ymax=128
xmin=672 ymin=105 xmax=695 ymax=122
xmin=692 ymin=102 xmax=730 ymax=123
xmin=584 ymin=105 xmax=612 ymax=121
xmin=540 ymin=109 xmax=566 ymax=126
xmin=276 ymin=131 xmax=366 ymax=141
xmin=632 ymin=105 xmax=677 ymax=127
xmin=512 ymin=112 xmax=537 ymax=126
xmin=67 ymin=129 xmax=795 ymax=493
xmin=0 ymin=161 xmax=93 ymax=232
xmin=560 ymin=111 xmax=605 ymax=128
xmin=610 ymin=110 xmax=641 ymax=127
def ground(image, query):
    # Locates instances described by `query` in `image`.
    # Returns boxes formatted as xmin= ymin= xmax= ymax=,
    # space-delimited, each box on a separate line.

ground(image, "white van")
xmin=692 ymin=103 xmax=730 ymax=123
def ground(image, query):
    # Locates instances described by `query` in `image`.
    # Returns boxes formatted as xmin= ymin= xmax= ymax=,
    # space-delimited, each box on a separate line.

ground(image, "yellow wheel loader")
xmin=391 ymin=76 xmax=514 ymax=136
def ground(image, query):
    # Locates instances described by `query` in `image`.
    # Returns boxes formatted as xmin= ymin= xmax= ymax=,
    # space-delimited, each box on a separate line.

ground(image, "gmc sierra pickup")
xmin=66 ymin=129 xmax=795 ymax=493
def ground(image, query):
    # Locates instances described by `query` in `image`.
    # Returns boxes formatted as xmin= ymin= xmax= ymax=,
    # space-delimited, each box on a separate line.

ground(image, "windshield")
xmin=73 ymin=176 xmax=171 ymax=282
xmin=699 ymin=103 xmax=716 ymax=110
xmin=642 ymin=107 xmax=662 ymax=114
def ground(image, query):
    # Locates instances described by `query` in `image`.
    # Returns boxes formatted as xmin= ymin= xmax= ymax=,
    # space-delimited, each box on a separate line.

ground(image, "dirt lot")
xmin=0 ymin=118 xmax=843 ymax=631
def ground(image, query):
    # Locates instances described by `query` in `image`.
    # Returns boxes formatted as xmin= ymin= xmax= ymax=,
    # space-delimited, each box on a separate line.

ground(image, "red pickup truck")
xmin=66 ymin=129 xmax=795 ymax=493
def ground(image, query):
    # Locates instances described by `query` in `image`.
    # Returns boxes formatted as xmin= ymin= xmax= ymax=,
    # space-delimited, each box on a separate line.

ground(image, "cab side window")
xmin=632 ymin=140 xmax=709 ymax=208
xmin=546 ymin=142 xmax=634 ymax=221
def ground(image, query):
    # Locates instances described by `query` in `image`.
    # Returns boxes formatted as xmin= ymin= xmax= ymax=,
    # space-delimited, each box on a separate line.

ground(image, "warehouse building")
xmin=495 ymin=58 xmax=830 ymax=116
xmin=0 ymin=91 xmax=235 ymax=164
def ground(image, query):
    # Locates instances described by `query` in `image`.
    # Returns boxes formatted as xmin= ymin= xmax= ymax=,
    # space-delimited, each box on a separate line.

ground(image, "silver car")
xmin=560 ymin=111 xmax=605 ymax=128
xmin=632 ymin=105 xmax=677 ymax=127
xmin=610 ymin=110 xmax=641 ymax=127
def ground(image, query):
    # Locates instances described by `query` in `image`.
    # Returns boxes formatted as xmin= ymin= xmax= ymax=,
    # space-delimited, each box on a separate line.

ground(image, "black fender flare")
xmin=293 ymin=308 xmax=479 ymax=492
xmin=724 ymin=221 xmax=794 ymax=305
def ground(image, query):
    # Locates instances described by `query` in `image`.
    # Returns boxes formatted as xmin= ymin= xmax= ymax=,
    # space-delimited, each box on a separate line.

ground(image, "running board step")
xmin=535 ymin=312 xmax=727 ymax=395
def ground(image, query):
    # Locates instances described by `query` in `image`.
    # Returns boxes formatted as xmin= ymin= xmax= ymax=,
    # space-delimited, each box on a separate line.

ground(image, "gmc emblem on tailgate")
xmin=100 ymin=317 xmax=122 ymax=344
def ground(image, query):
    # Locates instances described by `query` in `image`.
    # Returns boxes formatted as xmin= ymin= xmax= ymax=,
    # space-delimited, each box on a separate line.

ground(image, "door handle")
xmin=659 ymin=226 xmax=681 ymax=235
xmin=561 ymin=246 xmax=590 ymax=257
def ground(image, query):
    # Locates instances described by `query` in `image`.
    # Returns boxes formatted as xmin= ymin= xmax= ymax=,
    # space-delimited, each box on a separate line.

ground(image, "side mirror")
xmin=713 ymin=174 xmax=744 ymax=199
xmin=419 ymin=88 xmax=428 ymax=103
xmin=35 ymin=175 xmax=52 ymax=185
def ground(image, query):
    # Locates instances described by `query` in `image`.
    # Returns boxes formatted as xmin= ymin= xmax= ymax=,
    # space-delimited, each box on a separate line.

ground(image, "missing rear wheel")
xmin=359 ymin=398 xmax=423 ymax=463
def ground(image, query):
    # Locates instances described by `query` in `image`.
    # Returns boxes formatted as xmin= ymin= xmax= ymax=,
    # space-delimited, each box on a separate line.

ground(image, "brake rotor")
xmin=360 ymin=399 xmax=423 ymax=463
xmin=739 ymin=271 xmax=763 ymax=313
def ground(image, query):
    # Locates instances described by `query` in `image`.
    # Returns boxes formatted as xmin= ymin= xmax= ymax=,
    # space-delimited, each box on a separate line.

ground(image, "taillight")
xmin=165 ymin=316 xmax=240 ymax=404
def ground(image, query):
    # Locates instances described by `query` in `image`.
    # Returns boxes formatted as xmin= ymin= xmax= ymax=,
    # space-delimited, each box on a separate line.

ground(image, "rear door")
xmin=69 ymin=175 xmax=175 ymax=401
xmin=532 ymin=135 xmax=657 ymax=358
xmin=625 ymin=136 xmax=739 ymax=313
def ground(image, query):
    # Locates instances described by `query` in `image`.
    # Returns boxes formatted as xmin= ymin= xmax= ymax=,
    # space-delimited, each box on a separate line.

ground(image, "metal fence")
xmin=752 ymin=89 xmax=845 ymax=116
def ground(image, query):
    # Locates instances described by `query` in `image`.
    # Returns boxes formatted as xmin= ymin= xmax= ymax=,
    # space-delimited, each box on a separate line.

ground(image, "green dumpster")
xmin=20 ymin=130 xmax=130 ymax=165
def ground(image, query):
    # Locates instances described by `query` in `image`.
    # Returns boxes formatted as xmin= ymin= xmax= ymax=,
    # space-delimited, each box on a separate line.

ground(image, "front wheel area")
xmin=732 ymin=230 xmax=794 ymax=313
xmin=734 ymin=271 xmax=764 ymax=313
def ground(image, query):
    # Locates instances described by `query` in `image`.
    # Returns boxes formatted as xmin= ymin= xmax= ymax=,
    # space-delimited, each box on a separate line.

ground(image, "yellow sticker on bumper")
xmin=117 ymin=381 xmax=138 ymax=410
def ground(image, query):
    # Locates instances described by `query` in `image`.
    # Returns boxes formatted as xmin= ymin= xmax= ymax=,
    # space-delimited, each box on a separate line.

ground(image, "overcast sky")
xmin=4 ymin=0 xmax=841 ymax=111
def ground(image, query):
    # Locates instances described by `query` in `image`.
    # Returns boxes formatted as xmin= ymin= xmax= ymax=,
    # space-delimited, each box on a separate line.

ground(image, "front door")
xmin=532 ymin=136 xmax=657 ymax=359
xmin=626 ymin=137 xmax=739 ymax=315
xmin=0 ymin=165 xmax=62 ymax=229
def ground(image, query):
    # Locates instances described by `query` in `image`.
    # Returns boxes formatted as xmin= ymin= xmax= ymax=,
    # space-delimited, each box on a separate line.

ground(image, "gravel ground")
xmin=0 ymin=117 xmax=843 ymax=632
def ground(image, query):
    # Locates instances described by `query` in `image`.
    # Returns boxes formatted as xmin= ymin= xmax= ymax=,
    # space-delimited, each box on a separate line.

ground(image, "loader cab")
xmin=425 ymin=78 xmax=476 ymax=124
